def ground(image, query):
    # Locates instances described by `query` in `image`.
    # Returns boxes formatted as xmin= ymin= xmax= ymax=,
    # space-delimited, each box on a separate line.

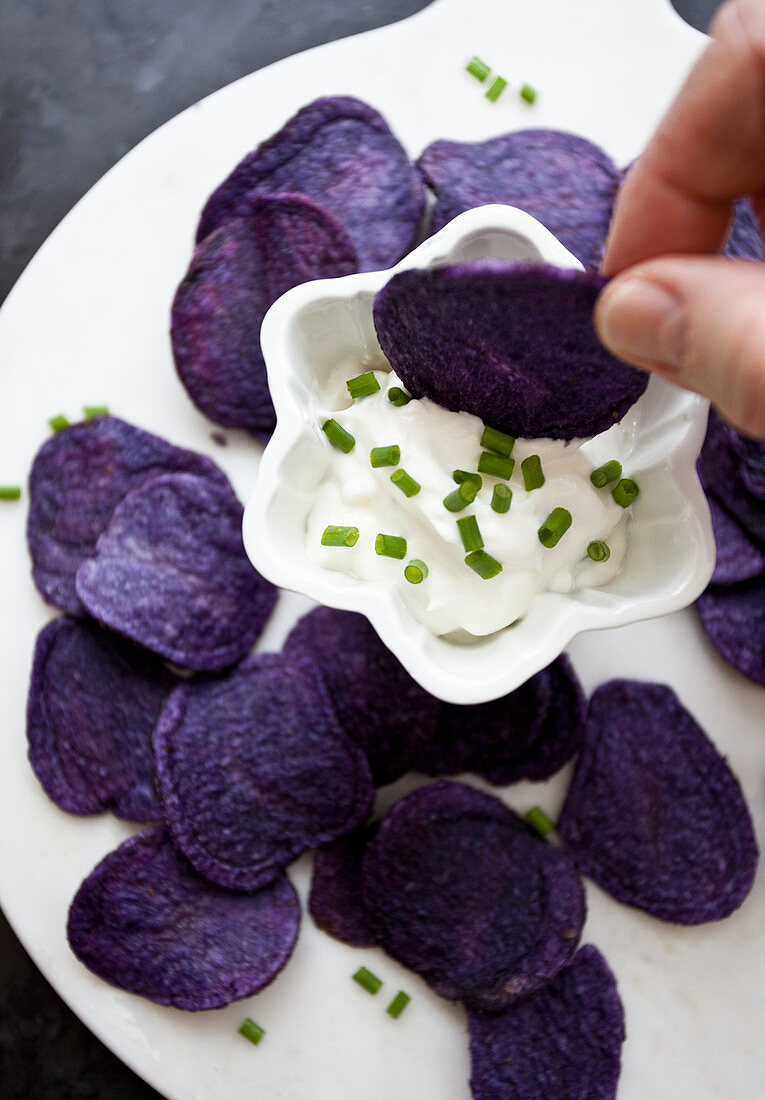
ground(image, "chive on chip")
xmin=48 ymin=414 xmax=69 ymax=433
xmin=486 ymin=76 xmax=507 ymax=103
xmin=376 ymin=533 xmax=407 ymax=559
xmin=478 ymin=453 xmax=514 ymax=480
xmin=322 ymin=418 xmax=355 ymax=453
xmin=466 ymin=56 xmax=490 ymax=82
xmin=481 ymin=426 xmax=515 ymax=457
xmin=0 ymin=486 xmax=21 ymax=501
xmin=405 ymin=559 xmax=428 ymax=584
xmin=522 ymin=455 xmax=545 ymax=491
xmin=520 ymin=83 xmax=537 ymax=104
xmin=391 ymin=469 xmax=420 ymax=498
xmin=587 ymin=540 xmax=611 ymax=562
xmin=83 ymin=405 xmax=109 ymax=418
xmin=347 ymin=371 xmax=381 ymax=399
xmin=453 ymin=470 xmax=483 ymax=489
xmin=443 ymin=481 xmax=478 ymax=512
xmin=353 ymin=966 xmax=382 ymax=994
xmin=612 ymin=478 xmax=640 ymax=508
xmin=491 ymin=484 xmax=512 ymax=513
xmin=386 ymin=991 xmax=411 ymax=1019
xmin=457 ymin=515 xmax=484 ymax=552
xmin=387 ymin=387 xmax=411 ymax=407
xmin=590 ymin=460 xmax=622 ymax=488
xmin=239 ymin=1018 xmax=265 ymax=1045
xmin=538 ymin=508 xmax=572 ymax=548
xmin=370 ymin=445 xmax=400 ymax=468
xmin=321 ymin=525 xmax=359 ymax=547
xmin=525 ymin=806 xmax=555 ymax=838
xmin=465 ymin=550 xmax=503 ymax=579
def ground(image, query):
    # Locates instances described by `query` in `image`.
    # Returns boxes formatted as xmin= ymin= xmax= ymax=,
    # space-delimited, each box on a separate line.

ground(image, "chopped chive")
xmin=405 ymin=559 xmax=428 ymax=584
xmin=521 ymin=454 xmax=545 ymax=491
xmin=457 ymin=515 xmax=484 ymax=552
xmin=452 ymin=469 xmax=483 ymax=489
xmin=375 ymin=533 xmax=407 ymax=559
xmin=83 ymin=405 xmax=109 ymax=418
xmin=387 ymin=386 xmax=411 ymax=407
xmin=587 ymin=539 xmax=611 ymax=562
xmin=321 ymin=525 xmax=359 ymax=547
xmin=322 ymin=418 xmax=355 ymax=453
xmin=370 ymin=444 xmax=400 ymax=468
xmin=491 ymin=484 xmax=512 ymax=513
xmin=480 ymin=426 xmax=515 ymax=456
xmin=346 ymin=371 xmax=381 ymax=399
xmin=238 ymin=1018 xmax=265 ymax=1045
xmin=48 ymin=414 xmax=69 ymax=433
xmin=0 ymin=486 xmax=21 ymax=501
xmin=353 ymin=966 xmax=382 ymax=994
xmin=391 ymin=468 xmax=420 ymax=497
xmin=538 ymin=507 xmax=572 ymax=548
xmin=477 ymin=452 xmax=514 ymax=479
xmin=526 ymin=806 xmax=555 ymax=837
xmin=465 ymin=550 xmax=503 ymax=579
xmin=443 ymin=481 xmax=478 ymax=512
xmin=466 ymin=56 xmax=490 ymax=82
xmin=612 ymin=478 xmax=640 ymax=508
xmin=386 ymin=991 xmax=411 ymax=1019
xmin=590 ymin=459 xmax=622 ymax=488
xmin=485 ymin=76 xmax=507 ymax=102
xmin=519 ymin=83 xmax=537 ymax=105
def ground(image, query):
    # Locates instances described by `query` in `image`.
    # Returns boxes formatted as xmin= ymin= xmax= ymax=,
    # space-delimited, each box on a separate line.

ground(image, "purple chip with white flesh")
xmin=196 ymin=96 xmax=425 ymax=272
xmin=468 ymin=945 xmax=625 ymax=1100
xmin=154 ymin=653 xmax=374 ymax=892
xmin=309 ymin=823 xmax=379 ymax=948
xmin=417 ymin=129 xmax=619 ymax=271
xmin=27 ymin=617 xmax=177 ymax=822
xmin=558 ymin=680 xmax=758 ymax=923
xmin=172 ymin=195 xmax=357 ymax=438
xmin=697 ymin=575 xmax=765 ymax=686
xmin=27 ymin=415 xmax=229 ymax=616
xmin=362 ymin=781 xmax=585 ymax=1010
xmin=67 ymin=826 xmax=299 ymax=1010
xmin=373 ymin=261 xmax=648 ymax=441
xmin=75 ymin=470 xmax=276 ymax=671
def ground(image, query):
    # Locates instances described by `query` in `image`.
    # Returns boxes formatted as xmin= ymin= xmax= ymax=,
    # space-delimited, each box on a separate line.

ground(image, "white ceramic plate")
xmin=0 ymin=1 xmax=763 ymax=1097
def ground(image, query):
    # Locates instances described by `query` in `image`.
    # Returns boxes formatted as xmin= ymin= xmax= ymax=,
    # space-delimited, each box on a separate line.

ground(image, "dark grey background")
xmin=0 ymin=0 xmax=721 ymax=1095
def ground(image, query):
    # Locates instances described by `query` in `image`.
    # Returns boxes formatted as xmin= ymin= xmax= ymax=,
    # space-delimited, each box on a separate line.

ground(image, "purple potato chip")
xmin=698 ymin=409 xmax=765 ymax=546
xmin=362 ymin=781 xmax=585 ymax=1010
xmin=75 ymin=471 xmax=276 ymax=671
xmin=558 ymin=680 xmax=758 ymax=923
xmin=417 ymin=129 xmax=619 ymax=271
xmin=373 ymin=261 xmax=648 ymax=440
xmin=27 ymin=617 xmax=177 ymax=822
xmin=500 ymin=654 xmax=586 ymax=783
xmin=284 ymin=607 xmax=442 ymax=785
xmin=197 ymin=96 xmax=425 ymax=272
xmin=697 ymin=575 xmax=765 ymax=686
xmin=309 ymin=823 xmax=378 ymax=948
xmin=154 ymin=653 xmax=374 ymax=892
xmin=67 ymin=826 xmax=299 ymax=1010
xmin=724 ymin=197 xmax=765 ymax=261
xmin=172 ymin=195 xmax=357 ymax=438
xmin=27 ymin=415 xmax=230 ymax=616
xmin=468 ymin=944 xmax=625 ymax=1100
xmin=708 ymin=496 xmax=765 ymax=585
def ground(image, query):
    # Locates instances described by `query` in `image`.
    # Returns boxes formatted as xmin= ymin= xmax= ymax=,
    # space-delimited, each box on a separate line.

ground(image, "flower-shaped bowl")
xmin=243 ymin=205 xmax=714 ymax=704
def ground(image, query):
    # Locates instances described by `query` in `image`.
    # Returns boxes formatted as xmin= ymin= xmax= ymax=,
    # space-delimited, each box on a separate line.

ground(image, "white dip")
xmin=307 ymin=370 xmax=632 ymax=638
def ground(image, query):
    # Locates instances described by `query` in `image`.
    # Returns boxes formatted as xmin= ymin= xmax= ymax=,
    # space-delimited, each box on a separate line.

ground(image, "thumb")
xmin=594 ymin=256 xmax=765 ymax=438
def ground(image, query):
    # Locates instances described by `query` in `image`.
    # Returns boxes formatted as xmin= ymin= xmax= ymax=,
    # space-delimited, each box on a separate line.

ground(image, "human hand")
xmin=595 ymin=0 xmax=765 ymax=438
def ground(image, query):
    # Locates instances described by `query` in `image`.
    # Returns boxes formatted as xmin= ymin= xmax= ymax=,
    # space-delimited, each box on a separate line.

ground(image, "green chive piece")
xmin=370 ymin=445 xmax=400 ymax=468
xmin=353 ymin=966 xmax=382 ymax=994
xmin=322 ymin=418 xmax=355 ymax=453
xmin=346 ymin=371 xmax=381 ymax=399
xmin=405 ymin=559 xmax=428 ymax=584
xmin=452 ymin=469 xmax=483 ymax=489
xmin=477 ymin=452 xmax=514 ymax=480
xmin=457 ymin=515 xmax=484 ymax=552
xmin=587 ymin=539 xmax=611 ymax=562
xmin=375 ymin=533 xmax=407 ymax=559
xmin=443 ymin=481 xmax=478 ymax=512
xmin=590 ymin=460 xmax=622 ymax=488
xmin=465 ymin=550 xmax=503 ymax=579
xmin=486 ymin=76 xmax=507 ymax=102
xmin=491 ymin=484 xmax=512 ymax=513
xmin=48 ymin=414 xmax=69 ymax=433
xmin=612 ymin=478 xmax=640 ymax=508
xmin=480 ymin=426 xmax=515 ymax=456
xmin=321 ymin=525 xmax=359 ymax=547
xmin=525 ymin=806 xmax=555 ymax=837
xmin=466 ymin=56 xmax=490 ymax=82
xmin=521 ymin=454 xmax=545 ymax=491
xmin=83 ymin=405 xmax=109 ymax=418
xmin=386 ymin=991 xmax=411 ymax=1019
xmin=387 ymin=386 xmax=411 ymax=407
xmin=0 ymin=486 xmax=22 ymax=501
xmin=520 ymin=83 xmax=537 ymax=105
xmin=538 ymin=507 xmax=572 ymax=548
xmin=239 ymin=1018 xmax=265 ymax=1045
xmin=391 ymin=468 xmax=421 ymax=497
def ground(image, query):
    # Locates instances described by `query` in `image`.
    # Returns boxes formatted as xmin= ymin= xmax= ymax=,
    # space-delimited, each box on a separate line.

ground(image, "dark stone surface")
xmin=0 ymin=0 xmax=721 ymax=1095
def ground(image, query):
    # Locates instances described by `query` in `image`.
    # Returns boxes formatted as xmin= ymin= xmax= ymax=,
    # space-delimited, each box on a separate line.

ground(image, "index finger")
xmin=603 ymin=0 xmax=765 ymax=274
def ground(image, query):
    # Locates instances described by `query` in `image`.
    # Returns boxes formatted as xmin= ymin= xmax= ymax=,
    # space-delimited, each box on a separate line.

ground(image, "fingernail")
xmin=597 ymin=277 xmax=687 ymax=370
